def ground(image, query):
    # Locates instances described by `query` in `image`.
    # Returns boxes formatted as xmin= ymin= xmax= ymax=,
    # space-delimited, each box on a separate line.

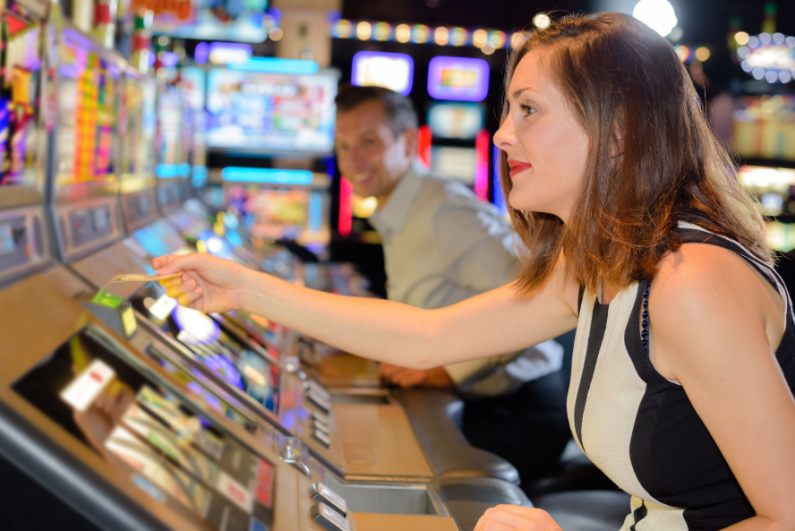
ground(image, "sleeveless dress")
xmin=567 ymin=222 xmax=795 ymax=530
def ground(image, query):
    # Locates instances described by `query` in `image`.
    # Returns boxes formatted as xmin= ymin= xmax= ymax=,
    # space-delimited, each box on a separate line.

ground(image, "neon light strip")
xmin=417 ymin=125 xmax=432 ymax=169
xmin=474 ymin=129 xmax=490 ymax=201
xmin=221 ymin=167 xmax=314 ymax=185
xmin=308 ymin=190 xmax=322 ymax=233
xmin=228 ymin=57 xmax=319 ymax=74
xmin=156 ymin=164 xmax=184 ymax=178
xmin=492 ymin=144 xmax=507 ymax=215
xmin=338 ymin=178 xmax=353 ymax=237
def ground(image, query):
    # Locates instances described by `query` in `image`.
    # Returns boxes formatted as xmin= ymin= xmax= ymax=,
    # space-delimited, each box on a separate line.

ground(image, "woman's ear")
xmin=610 ymin=126 xmax=624 ymax=158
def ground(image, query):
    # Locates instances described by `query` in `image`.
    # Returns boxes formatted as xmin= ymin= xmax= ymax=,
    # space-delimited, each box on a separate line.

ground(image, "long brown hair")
xmin=501 ymin=12 xmax=770 ymax=294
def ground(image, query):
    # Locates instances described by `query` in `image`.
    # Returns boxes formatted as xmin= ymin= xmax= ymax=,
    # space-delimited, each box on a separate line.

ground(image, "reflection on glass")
xmin=120 ymin=75 xmax=156 ymax=181
xmin=12 ymin=326 xmax=276 ymax=528
xmin=131 ymin=284 xmax=280 ymax=414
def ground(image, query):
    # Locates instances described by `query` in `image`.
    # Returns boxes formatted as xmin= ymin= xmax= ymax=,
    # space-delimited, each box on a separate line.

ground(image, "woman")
xmin=154 ymin=12 xmax=795 ymax=530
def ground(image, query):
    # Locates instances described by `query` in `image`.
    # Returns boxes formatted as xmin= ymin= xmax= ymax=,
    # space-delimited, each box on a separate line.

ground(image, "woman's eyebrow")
xmin=510 ymin=86 xmax=541 ymax=100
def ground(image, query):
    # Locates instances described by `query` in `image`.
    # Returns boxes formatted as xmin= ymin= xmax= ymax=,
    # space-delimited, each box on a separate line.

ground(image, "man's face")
xmin=335 ymin=100 xmax=414 ymax=206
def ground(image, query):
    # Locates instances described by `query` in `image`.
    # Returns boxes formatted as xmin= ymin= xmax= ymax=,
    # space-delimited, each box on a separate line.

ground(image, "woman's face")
xmin=494 ymin=49 xmax=590 ymax=223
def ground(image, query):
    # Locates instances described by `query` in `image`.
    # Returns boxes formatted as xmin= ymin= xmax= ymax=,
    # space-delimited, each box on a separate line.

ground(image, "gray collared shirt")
xmin=369 ymin=167 xmax=562 ymax=396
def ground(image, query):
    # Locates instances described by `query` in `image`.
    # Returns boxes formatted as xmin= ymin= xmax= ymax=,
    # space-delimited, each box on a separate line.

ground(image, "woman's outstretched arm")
xmin=153 ymin=252 xmax=579 ymax=369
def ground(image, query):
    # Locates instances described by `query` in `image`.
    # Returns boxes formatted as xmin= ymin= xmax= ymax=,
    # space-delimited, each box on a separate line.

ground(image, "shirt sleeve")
xmin=444 ymin=357 xmax=504 ymax=387
xmin=431 ymin=189 xmax=521 ymax=298
xmin=423 ymin=185 xmax=524 ymax=386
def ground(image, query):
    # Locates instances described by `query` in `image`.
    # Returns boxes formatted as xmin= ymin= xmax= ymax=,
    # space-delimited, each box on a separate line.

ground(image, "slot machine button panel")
xmin=310 ymin=482 xmax=347 ymax=517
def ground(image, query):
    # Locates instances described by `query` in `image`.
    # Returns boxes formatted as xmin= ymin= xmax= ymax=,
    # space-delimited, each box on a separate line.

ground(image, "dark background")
xmin=338 ymin=0 xmax=795 ymax=47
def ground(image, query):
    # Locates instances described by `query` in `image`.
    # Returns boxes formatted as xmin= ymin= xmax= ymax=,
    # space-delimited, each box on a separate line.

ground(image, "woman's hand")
xmin=474 ymin=505 xmax=563 ymax=531
xmin=152 ymin=253 xmax=252 ymax=314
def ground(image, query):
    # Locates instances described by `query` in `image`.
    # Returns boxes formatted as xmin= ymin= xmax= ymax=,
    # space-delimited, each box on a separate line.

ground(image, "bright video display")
xmin=427 ymin=102 xmax=484 ymax=140
xmin=431 ymin=146 xmax=477 ymax=184
xmin=351 ymin=51 xmax=414 ymax=96
xmin=733 ymin=95 xmax=795 ymax=162
xmin=135 ymin=0 xmax=269 ymax=42
xmin=55 ymin=29 xmax=121 ymax=188
xmin=120 ymin=73 xmax=157 ymax=181
xmin=427 ymin=56 xmax=489 ymax=102
xmin=205 ymin=69 xmax=337 ymax=155
xmin=0 ymin=3 xmax=43 ymax=188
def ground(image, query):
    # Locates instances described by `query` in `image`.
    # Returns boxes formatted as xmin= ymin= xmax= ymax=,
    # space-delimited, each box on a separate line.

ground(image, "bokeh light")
xmin=356 ymin=21 xmax=372 ymax=40
xmin=533 ymin=13 xmax=551 ymax=29
xmin=434 ymin=27 xmax=450 ymax=46
xmin=373 ymin=22 xmax=392 ymax=41
xmin=396 ymin=24 xmax=411 ymax=43
xmin=633 ymin=0 xmax=677 ymax=37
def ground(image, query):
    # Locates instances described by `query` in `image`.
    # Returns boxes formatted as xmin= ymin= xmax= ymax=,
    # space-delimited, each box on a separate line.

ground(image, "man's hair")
xmin=335 ymin=84 xmax=418 ymax=137
xmin=499 ymin=12 xmax=769 ymax=294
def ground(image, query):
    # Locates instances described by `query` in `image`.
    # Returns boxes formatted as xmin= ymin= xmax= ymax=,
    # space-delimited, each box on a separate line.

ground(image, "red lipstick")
xmin=507 ymin=159 xmax=532 ymax=177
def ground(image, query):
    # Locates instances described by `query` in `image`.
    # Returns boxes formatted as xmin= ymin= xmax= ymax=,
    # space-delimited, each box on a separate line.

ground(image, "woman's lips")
xmin=508 ymin=160 xmax=532 ymax=177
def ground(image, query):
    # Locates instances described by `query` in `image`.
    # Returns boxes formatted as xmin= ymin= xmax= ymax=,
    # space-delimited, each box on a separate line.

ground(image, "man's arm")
xmin=429 ymin=196 xmax=529 ymax=387
xmin=380 ymin=191 xmax=539 ymax=389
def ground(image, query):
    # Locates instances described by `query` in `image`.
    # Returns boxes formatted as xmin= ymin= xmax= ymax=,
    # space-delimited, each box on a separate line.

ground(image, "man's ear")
xmin=403 ymin=127 xmax=419 ymax=158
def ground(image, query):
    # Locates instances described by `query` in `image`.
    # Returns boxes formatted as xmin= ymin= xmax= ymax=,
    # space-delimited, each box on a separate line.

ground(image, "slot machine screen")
xmin=158 ymin=85 xmax=189 ymax=175
xmin=205 ymin=69 xmax=337 ymax=155
xmin=351 ymin=51 xmax=414 ymax=95
xmin=179 ymin=67 xmax=208 ymax=185
xmin=0 ymin=5 xmax=43 ymax=188
xmin=120 ymin=73 xmax=157 ymax=182
xmin=732 ymin=95 xmax=795 ymax=162
xmin=427 ymin=102 xmax=484 ymax=140
xmin=139 ymin=0 xmax=269 ymax=42
xmin=738 ymin=165 xmax=795 ymax=251
xmin=242 ymin=187 xmax=310 ymax=240
xmin=738 ymin=165 xmax=795 ymax=217
xmin=431 ymin=146 xmax=477 ymax=184
xmin=13 ymin=325 xmax=275 ymax=529
xmin=54 ymin=29 xmax=121 ymax=192
xmin=427 ymin=56 xmax=489 ymax=102
xmin=180 ymin=67 xmax=206 ymax=112
xmin=130 ymin=283 xmax=281 ymax=414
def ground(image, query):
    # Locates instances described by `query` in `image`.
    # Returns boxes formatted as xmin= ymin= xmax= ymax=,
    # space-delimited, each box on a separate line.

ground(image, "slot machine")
xmin=39 ymin=20 xmax=453 ymax=514
xmin=0 ymin=12 xmax=467 ymax=531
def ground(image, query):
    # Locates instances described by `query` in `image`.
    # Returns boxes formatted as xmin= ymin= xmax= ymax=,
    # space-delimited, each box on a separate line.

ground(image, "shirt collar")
xmin=369 ymin=165 xmax=426 ymax=239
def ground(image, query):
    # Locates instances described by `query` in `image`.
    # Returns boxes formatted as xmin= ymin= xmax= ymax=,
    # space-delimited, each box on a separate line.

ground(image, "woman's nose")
xmin=493 ymin=119 xmax=514 ymax=150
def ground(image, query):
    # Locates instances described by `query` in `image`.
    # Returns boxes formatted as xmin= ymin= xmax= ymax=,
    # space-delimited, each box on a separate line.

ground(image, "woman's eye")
xmin=520 ymin=104 xmax=535 ymax=117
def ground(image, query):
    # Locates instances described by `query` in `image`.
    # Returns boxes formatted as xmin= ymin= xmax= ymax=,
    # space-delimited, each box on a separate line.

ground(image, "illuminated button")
xmin=304 ymin=380 xmax=331 ymax=401
xmin=311 ymin=502 xmax=350 ymax=531
xmin=121 ymin=306 xmax=138 ymax=337
xmin=311 ymin=410 xmax=330 ymax=424
xmin=310 ymin=482 xmax=347 ymax=517
xmin=313 ymin=417 xmax=331 ymax=433
xmin=312 ymin=427 xmax=331 ymax=448
xmin=307 ymin=388 xmax=331 ymax=414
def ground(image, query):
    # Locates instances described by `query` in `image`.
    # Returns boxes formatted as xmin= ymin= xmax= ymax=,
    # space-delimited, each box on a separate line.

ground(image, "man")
xmin=333 ymin=84 xmax=570 ymax=484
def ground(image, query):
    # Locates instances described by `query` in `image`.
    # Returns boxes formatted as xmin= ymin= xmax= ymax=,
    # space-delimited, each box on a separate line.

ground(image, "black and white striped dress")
xmin=568 ymin=222 xmax=795 ymax=530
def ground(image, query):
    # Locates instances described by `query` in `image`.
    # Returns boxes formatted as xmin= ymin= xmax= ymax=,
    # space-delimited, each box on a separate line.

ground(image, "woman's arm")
xmin=650 ymin=245 xmax=795 ymax=529
xmin=153 ymin=253 xmax=579 ymax=369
